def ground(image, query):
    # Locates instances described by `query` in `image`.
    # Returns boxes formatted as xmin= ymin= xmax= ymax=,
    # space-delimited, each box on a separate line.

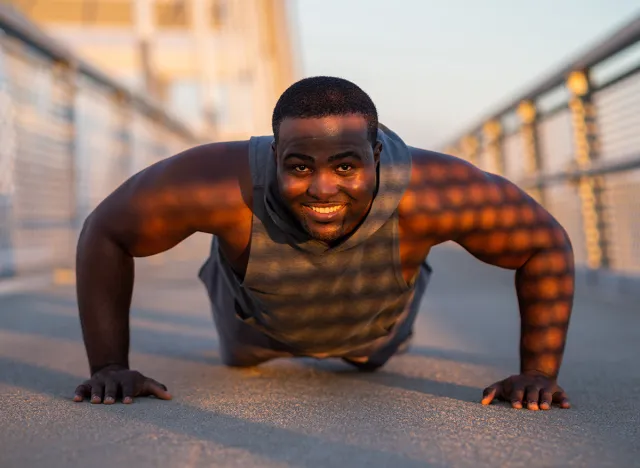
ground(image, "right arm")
xmin=73 ymin=140 xmax=251 ymax=403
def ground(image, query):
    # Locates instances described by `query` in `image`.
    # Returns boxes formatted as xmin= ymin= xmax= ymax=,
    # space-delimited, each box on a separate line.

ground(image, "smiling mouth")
xmin=306 ymin=204 xmax=345 ymax=214
xmin=302 ymin=204 xmax=347 ymax=221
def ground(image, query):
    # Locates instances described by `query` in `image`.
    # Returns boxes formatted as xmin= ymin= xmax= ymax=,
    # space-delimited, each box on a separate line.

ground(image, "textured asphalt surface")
xmin=1 ymin=243 xmax=638 ymax=467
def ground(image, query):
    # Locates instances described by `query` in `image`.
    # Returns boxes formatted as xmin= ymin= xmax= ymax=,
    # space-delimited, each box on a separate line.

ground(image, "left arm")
xmin=453 ymin=173 xmax=575 ymax=383
xmin=402 ymin=150 xmax=574 ymax=410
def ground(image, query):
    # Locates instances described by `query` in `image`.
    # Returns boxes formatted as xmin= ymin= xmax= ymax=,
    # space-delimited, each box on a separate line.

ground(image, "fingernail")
xmin=123 ymin=397 xmax=132 ymax=404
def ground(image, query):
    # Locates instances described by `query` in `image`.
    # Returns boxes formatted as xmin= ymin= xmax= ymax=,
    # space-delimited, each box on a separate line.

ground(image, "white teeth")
xmin=309 ymin=205 xmax=343 ymax=214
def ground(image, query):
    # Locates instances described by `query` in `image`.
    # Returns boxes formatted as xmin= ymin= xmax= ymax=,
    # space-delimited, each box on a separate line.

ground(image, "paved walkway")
xmin=1 ymin=243 xmax=638 ymax=467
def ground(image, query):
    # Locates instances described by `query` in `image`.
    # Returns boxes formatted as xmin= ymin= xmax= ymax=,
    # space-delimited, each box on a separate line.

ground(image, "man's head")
xmin=271 ymin=76 xmax=382 ymax=245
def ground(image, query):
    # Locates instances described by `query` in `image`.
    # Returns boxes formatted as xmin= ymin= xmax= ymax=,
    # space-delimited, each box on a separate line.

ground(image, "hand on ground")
xmin=481 ymin=371 xmax=570 ymax=410
xmin=73 ymin=365 xmax=172 ymax=404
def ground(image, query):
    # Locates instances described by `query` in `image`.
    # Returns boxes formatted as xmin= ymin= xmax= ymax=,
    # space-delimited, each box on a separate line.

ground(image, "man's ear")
xmin=271 ymin=141 xmax=277 ymax=162
xmin=373 ymin=141 xmax=383 ymax=165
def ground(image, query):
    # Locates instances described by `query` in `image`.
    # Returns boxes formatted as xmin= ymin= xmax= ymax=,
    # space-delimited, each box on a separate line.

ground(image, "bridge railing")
xmin=0 ymin=6 xmax=206 ymax=283
xmin=441 ymin=15 xmax=640 ymax=285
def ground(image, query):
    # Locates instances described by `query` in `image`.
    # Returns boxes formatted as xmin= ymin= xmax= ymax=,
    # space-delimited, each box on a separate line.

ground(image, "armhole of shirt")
xmin=248 ymin=135 xmax=274 ymax=189
xmin=391 ymin=210 xmax=414 ymax=292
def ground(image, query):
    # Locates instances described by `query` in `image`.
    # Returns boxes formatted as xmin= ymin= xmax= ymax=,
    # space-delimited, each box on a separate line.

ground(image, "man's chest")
xmin=216 ymin=210 xmax=434 ymax=286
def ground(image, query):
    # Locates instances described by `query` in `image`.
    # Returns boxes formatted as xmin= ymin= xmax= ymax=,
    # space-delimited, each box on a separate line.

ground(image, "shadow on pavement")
xmin=300 ymin=357 xmax=483 ymax=405
xmin=24 ymin=292 xmax=215 ymax=331
xmin=409 ymin=345 xmax=511 ymax=370
xmin=0 ymin=294 xmax=221 ymax=366
xmin=0 ymin=358 xmax=430 ymax=468
xmin=343 ymin=369 xmax=482 ymax=404
xmin=1 ymin=291 xmax=499 ymax=407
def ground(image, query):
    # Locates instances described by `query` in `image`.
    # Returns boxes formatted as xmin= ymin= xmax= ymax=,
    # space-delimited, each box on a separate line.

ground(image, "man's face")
xmin=274 ymin=115 xmax=382 ymax=244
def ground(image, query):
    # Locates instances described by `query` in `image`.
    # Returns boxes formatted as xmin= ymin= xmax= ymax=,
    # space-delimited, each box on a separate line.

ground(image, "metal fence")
xmin=0 ymin=6 xmax=206 ymax=282
xmin=441 ymin=15 xmax=640 ymax=280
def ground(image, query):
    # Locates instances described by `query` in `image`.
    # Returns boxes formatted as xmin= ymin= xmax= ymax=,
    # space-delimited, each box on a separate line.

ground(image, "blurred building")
xmin=3 ymin=0 xmax=299 ymax=140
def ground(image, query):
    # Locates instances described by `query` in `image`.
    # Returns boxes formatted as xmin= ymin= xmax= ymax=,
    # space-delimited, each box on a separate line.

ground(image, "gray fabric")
xmin=199 ymin=126 xmax=432 ymax=364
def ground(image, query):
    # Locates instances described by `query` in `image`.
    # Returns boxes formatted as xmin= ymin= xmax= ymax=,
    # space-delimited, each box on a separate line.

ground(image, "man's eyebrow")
xmin=283 ymin=153 xmax=314 ymax=162
xmin=328 ymin=151 xmax=362 ymax=162
xmin=283 ymin=151 xmax=362 ymax=163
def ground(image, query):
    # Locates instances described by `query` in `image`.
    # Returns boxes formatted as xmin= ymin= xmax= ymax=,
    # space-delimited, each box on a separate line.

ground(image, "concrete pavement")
xmin=1 ymin=243 xmax=638 ymax=467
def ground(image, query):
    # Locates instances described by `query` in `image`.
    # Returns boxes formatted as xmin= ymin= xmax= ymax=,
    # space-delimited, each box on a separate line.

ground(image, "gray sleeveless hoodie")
xmin=200 ymin=126 xmax=424 ymax=357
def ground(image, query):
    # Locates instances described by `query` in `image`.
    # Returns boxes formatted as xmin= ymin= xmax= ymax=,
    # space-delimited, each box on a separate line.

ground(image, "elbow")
xmin=78 ymin=211 xmax=106 ymax=245
xmin=76 ymin=210 xmax=127 ymax=257
xmin=552 ymin=221 xmax=574 ymax=257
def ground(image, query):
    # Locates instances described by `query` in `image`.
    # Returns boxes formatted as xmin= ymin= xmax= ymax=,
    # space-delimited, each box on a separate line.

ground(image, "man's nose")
xmin=307 ymin=171 xmax=339 ymax=199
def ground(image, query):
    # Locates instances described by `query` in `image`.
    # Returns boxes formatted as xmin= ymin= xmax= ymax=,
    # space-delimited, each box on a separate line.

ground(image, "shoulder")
xmin=397 ymin=147 xmax=501 ymax=237
xmin=407 ymin=147 xmax=485 ymax=183
xmin=401 ymin=147 xmax=487 ymax=210
xmin=92 ymin=139 xmax=255 ymax=236
xmin=138 ymin=139 xmax=252 ymax=205
xmin=154 ymin=139 xmax=251 ymax=186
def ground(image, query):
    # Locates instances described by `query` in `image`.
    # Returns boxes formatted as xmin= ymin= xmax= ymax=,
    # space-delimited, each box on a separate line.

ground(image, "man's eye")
xmin=337 ymin=164 xmax=353 ymax=172
xmin=294 ymin=165 xmax=309 ymax=172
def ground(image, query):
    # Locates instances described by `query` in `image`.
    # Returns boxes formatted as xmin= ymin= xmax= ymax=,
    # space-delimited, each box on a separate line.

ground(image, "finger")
xmin=553 ymin=390 xmax=571 ymax=409
xmin=143 ymin=379 xmax=172 ymax=400
xmin=481 ymin=385 xmax=498 ymax=405
xmin=121 ymin=379 xmax=135 ymax=404
xmin=103 ymin=378 xmax=119 ymax=405
xmin=525 ymin=386 xmax=541 ymax=411
xmin=73 ymin=382 xmax=91 ymax=402
xmin=510 ymin=385 xmax=525 ymax=409
xmin=90 ymin=380 xmax=105 ymax=404
xmin=539 ymin=389 xmax=553 ymax=410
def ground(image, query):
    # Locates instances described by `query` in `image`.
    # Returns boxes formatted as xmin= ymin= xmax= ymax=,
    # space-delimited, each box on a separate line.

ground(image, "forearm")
xmin=515 ymin=236 xmax=575 ymax=379
xmin=76 ymin=215 xmax=134 ymax=375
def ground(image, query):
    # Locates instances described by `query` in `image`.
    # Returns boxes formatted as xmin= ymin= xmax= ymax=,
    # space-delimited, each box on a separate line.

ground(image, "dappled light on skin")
xmin=483 ymin=232 xmax=510 ymax=255
xmin=486 ymin=184 xmax=503 ymax=204
xmin=561 ymin=276 xmax=575 ymax=296
xmin=537 ymin=354 xmax=562 ymax=374
xmin=479 ymin=207 xmax=499 ymax=229
xmin=74 ymin=122 xmax=575 ymax=409
xmin=525 ymin=251 xmax=568 ymax=275
xmin=511 ymin=229 xmax=531 ymax=251
xmin=458 ymin=209 xmax=476 ymax=232
xmin=450 ymin=162 xmax=473 ymax=181
xmin=398 ymin=148 xmax=574 ymax=386
xmin=522 ymin=327 xmax=566 ymax=354
xmin=552 ymin=303 xmax=572 ymax=322
xmin=436 ymin=213 xmax=457 ymax=234
xmin=499 ymin=206 xmax=518 ymax=228
xmin=537 ymin=278 xmax=561 ymax=300
xmin=424 ymin=162 xmax=448 ymax=182
xmin=532 ymin=229 xmax=553 ymax=248
xmin=445 ymin=187 xmax=466 ymax=207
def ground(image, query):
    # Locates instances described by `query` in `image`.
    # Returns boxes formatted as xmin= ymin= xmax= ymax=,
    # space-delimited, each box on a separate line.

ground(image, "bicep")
xmin=403 ymin=150 xmax=571 ymax=271
xmin=451 ymin=171 xmax=571 ymax=270
xmin=87 ymin=142 xmax=250 ymax=258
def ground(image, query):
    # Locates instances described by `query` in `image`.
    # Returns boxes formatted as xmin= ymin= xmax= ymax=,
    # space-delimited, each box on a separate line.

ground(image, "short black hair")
xmin=272 ymin=76 xmax=378 ymax=145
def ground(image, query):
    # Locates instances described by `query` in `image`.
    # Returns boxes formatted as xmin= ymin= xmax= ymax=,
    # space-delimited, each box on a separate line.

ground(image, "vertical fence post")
xmin=516 ymin=100 xmax=545 ymax=205
xmin=566 ymin=70 xmax=609 ymax=270
xmin=51 ymin=59 xmax=78 ymax=283
xmin=460 ymin=134 xmax=479 ymax=166
xmin=0 ymin=30 xmax=17 ymax=278
xmin=114 ymin=90 xmax=133 ymax=181
xmin=482 ymin=119 xmax=503 ymax=176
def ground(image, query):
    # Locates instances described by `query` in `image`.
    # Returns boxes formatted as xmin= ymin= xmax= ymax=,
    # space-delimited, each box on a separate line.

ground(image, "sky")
xmin=289 ymin=0 xmax=640 ymax=149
